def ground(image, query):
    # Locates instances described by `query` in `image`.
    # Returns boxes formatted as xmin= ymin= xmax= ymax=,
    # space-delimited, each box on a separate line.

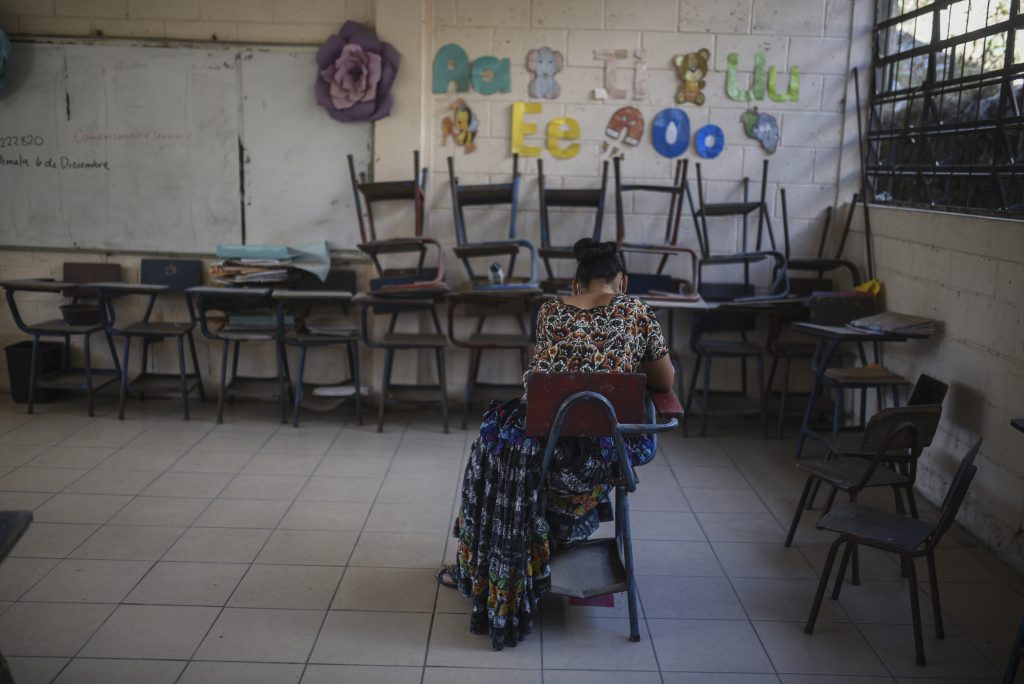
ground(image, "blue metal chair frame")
xmin=530 ymin=375 xmax=681 ymax=642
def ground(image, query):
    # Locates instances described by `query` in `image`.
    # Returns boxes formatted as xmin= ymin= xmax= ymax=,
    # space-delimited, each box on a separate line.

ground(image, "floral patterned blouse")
xmin=526 ymin=294 xmax=669 ymax=386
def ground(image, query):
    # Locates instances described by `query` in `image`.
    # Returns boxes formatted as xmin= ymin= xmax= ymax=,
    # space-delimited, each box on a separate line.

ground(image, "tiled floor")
xmin=0 ymin=394 xmax=1019 ymax=683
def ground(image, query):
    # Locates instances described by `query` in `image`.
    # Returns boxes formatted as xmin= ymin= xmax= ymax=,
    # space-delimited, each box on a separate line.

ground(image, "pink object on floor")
xmin=569 ymin=594 xmax=615 ymax=607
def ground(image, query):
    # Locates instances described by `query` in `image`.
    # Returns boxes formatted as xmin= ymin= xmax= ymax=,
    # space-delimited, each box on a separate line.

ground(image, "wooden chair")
xmin=537 ymin=158 xmax=608 ymax=291
xmin=448 ymin=154 xmax=538 ymax=288
xmin=274 ymin=271 xmax=360 ymax=428
xmin=187 ymin=286 xmax=288 ymax=424
xmin=524 ymin=372 xmax=683 ymax=642
xmin=0 ymin=276 xmax=121 ymax=417
xmin=784 ymin=404 xmax=941 ymax=549
xmin=347 ymin=150 xmax=446 ymax=292
xmin=805 ymin=439 xmax=981 ymax=666
xmin=92 ymin=259 xmax=205 ymax=421
xmin=355 ymin=292 xmax=449 ymax=433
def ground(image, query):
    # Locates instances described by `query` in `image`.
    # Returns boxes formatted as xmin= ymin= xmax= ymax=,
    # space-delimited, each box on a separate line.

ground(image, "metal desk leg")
xmin=795 ymin=338 xmax=838 ymax=459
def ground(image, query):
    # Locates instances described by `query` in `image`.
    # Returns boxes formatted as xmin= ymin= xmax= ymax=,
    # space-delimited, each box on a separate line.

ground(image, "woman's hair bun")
xmin=573 ymin=238 xmax=619 ymax=263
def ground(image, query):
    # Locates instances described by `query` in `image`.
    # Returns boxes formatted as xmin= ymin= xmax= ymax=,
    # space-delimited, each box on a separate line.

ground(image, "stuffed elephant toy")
xmin=526 ymin=47 xmax=563 ymax=100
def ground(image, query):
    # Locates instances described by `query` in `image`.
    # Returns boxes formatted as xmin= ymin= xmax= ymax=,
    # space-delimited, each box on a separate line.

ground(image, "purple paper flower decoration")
xmin=315 ymin=21 xmax=400 ymax=123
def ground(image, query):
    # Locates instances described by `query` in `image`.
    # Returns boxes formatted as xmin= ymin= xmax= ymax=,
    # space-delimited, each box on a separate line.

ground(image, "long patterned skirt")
xmin=450 ymin=398 xmax=655 ymax=650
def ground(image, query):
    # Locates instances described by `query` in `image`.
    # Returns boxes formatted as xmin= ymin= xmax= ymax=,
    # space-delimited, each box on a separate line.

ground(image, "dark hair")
xmin=573 ymin=238 xmax=625 ymax=286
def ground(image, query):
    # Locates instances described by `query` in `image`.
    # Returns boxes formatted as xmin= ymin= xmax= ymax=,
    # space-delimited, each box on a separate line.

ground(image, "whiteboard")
xmin=0 ymin=41 xmax=372 ymax=253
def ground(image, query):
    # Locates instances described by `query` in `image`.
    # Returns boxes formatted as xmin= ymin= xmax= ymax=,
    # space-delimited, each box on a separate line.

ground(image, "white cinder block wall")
xmin=846 ymin=206 xmax=1024 ymax=574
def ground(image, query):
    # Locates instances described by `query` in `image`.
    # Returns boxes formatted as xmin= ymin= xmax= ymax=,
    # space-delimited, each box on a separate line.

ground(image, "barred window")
xmin=867 ymin=0 xmax=1024 ymax=217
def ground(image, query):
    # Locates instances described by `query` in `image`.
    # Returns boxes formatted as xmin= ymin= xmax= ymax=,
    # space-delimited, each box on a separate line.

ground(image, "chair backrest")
xmin=688 ymin=309 xmax=757 ymax=353
xmin=809 ymin=293 xmax=877 ymax=326
xmin=141 ymin=259 xmax=203 ymax=292
xmin=525 ymin=373 xmax=646 ymax=438
xmin=692 ymin=159 xmax=770 ymax=258
xmin=613 ymin=156 xmax=689 ymax=249
xmin=347 ymin=151 xmax=427 ymax=243
xmin=860 ymin=405 xmax=941 ymax=454
xmin=538 ymin=158 xmax=608 ymax=248
xmin=927 ymin=439 xmax=981 ymax=551
xmin=448 ymin=154 xmax=521 ymax=245
xmin=908 ymin=373 xmax=949 ymax=407
xmin=63 ymin=262 xmax=121 ymax=299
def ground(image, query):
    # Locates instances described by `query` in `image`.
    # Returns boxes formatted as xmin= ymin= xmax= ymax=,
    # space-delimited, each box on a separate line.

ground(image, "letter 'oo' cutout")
xmin=651 ymin=108 xmax=689 ymax=158
xmin=695 ymin=124 xmax=725 ymax=159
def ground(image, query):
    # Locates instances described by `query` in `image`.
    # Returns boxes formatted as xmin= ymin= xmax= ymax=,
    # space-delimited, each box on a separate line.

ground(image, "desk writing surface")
xmin=791 ymin=322 xmax=930 ymax=341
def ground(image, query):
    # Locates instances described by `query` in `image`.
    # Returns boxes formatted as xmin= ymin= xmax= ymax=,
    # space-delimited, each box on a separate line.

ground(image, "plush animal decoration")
xmin=673 ymin=48 xmax=710 ymax=106
xmin=605 ymin=106 xmax=645 ymax=147
xmin=526 ymin=47 xmax=563 ymax=100
xmin=740 ymin=107 xmax=779 ymax=154
xmin=441 ymin=98 xmax=479 ymax=153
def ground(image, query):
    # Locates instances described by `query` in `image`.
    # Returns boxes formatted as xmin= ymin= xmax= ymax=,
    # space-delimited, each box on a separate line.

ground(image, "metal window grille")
xmin=867 ymin=0 xmax=1024 ymax=217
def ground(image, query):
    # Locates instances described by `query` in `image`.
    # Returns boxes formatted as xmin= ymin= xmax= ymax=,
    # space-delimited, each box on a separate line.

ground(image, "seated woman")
xmin=437 ymin=238 xmax=674 ymax=650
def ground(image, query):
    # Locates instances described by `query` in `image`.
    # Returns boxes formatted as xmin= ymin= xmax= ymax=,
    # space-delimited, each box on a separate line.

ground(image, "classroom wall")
xmin=845 ymin=206 xmax=1024 ymax=573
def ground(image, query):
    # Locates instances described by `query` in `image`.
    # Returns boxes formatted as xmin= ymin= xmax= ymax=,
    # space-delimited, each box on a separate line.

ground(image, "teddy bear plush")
xmin=673 ymin=48 xmax=710 ymax=106
xmin=526 ymin=47 xmax=564 ymax=100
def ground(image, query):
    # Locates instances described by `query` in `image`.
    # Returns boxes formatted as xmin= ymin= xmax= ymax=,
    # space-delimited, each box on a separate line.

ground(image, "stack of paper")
xmin=847 ymin=312 xmax=936 ymax=335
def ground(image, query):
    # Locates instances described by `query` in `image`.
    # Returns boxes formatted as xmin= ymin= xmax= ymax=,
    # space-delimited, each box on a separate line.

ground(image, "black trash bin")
xmin=5 ymin=341 xmax=64 ymax=403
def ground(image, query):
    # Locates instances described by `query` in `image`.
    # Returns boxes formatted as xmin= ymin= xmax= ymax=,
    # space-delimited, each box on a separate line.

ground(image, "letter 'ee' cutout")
xmin=511 ymin=102 xmax=543 ymax=157
xmin=694 ymin=124 xmax=725 ymax=159
xmin=546 ymin=117 xmax=580 ymax=159
xmin=651 ymin=108 xmax=689 ymax=159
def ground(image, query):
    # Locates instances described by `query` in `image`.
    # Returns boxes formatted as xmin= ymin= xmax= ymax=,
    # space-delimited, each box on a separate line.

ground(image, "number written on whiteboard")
xmin=0 ymin=135 xmax=45 ymax=149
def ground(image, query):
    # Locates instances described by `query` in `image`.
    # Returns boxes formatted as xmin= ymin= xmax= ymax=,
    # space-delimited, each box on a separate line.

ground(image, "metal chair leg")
xmin=436 ymin=348 xmax=449 ymax=434
xmin=906 ymin=554 xmax=926 ymax=666
xmin=26 ymin=335 xmax=39 ymax=415
xmin=83 ymin=334 xmax=95 ymax=418
xmin=755 ymin=354 xmax=766 ymax=437
xmin=905 ymin=485 xmax=919 ymax=519
xmin=377 ymin=348 xmax=394 ymax=433
xmin=700 ymin=355 xmax=712 ymax=438
xmin=683 ymin=354 xmax=702 ymax=437
xmin=292 ymin=346 xmax=307 ymax=428
xmin=785 ymin=476 xmax=815 ymax=547
xmin=348 ymin=340 xmax=362 ymax=425
xmin=117 ymin=336 xmax=131 ymax=420
xmin=832 ymin=541 xmax=855 ymax=599
xmin=926 ymin=550 xmax=944 ymax=639
xmin=217 ymin=340 xmax=229 ymax=424
xmin=806 ymin=538 xmax=845 ymax=634
xmin=176 ymin=336 xmax=190 ymax=421
xmin=619 ymin=491 xmax=641 ymax=642
xmin=832 ymin=385 xmax=843 ymax=435
xmin=461 ymin=348 xmax=481 ymax=430
xmin=187 ymin=332 xmax=206 ymax=401
xmin=777 ymin=357 xmax=792 ymax=439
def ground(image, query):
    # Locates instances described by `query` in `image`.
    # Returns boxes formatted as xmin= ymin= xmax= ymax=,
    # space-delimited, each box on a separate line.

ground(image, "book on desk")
xmin=847 ymin=312 xmax=936 ymax=335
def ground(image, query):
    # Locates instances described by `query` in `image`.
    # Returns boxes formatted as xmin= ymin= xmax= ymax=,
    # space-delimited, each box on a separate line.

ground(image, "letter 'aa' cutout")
xmin=651 ymin=108 xmax=690 ymax=158
xmin=694 ymin=124 xmax=725 ymax=159
xmin=471 ymin=56 xmax=511 ymax=95
xmin=433 ymin=43 xmax=470 ymax=93
xmin=546 ymin=118 xmax=580 ymax=159
xmin=511 ymin=102 xmax=543 ymax=157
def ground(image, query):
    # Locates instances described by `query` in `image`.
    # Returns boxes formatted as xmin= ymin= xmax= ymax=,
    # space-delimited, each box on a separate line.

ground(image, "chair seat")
xmin=466 ymin=333 xmax=533 ymax=349
xmin=538 ymin=246 xmax=575 ymax=259
xmin=769 ymin=341 xmax=817 ymax=358
xmin=824 ymin=367 xmax=909 ymax=386
xmin=817 ymin=501 xmax=933 ymax=552
xmin=696 ymin=339 xmax=763 ymax=357
xmin=285 ymin=330 xmax=359 ymax=344
xmin=215 ymin=326 xmax=277 ymax=341
xmin=119 ymin=321 xmax=194 ymax=337
xmin=29 ymin=318 xmax=103 ymax=335
xmin=378 ymin=333 xmax=447 ymax=348
xmin=798 ymin=458 xmax=910 ymax=490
